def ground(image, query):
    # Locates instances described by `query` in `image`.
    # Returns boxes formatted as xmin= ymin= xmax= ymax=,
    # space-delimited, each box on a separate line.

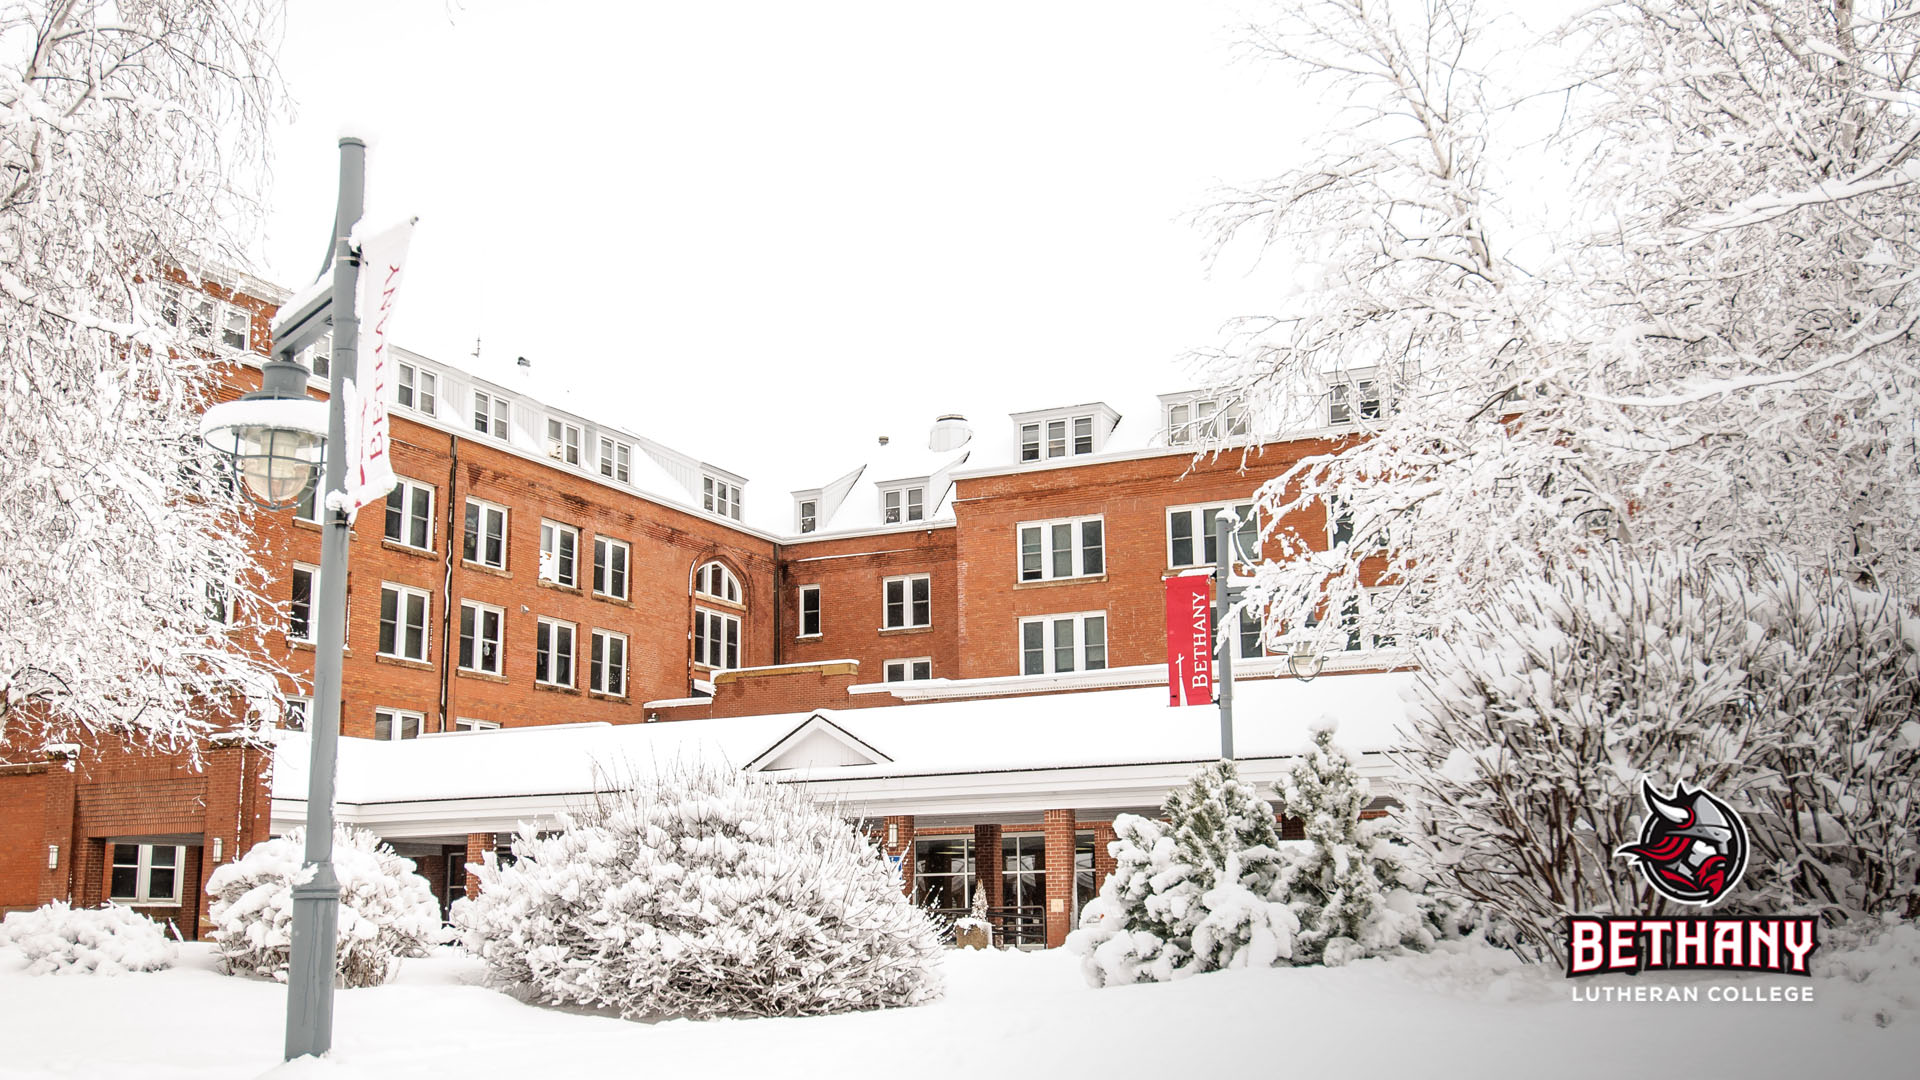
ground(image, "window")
xmin=221 ymin=308 xmax=250 ymax=351
xmin=1001 ymin=834 xmax=1048 ymax=934
xmin=1018 ymin=516 xmax=1104 ymax=581
xmin=164 ymin=288 xmax=214 ymax=343
xmin=797 ymin=585 xmax=821 ymax=637
xmin=1329 ymin=378 xmax=1382 ymax=426
xmin=1047 ymin=419 xmax=1067 ymax=458
xmin=884 ymin=658 xmax=932 ymax=682
xmin=882 ymin=485 xmax=926 ymax=524
xmin=205 ymin=577 xmax=231 ymax=626
xmin=458 ymin=600 xmax=504 ymax=675
xmin=535 ymin=617 xmax=576 ymax=686
xmin=1016 ymin=411 xmax=1104 ymax=461
xmin=473 ymin=390 xmax=509 ymax=438
xmin=912 ymin=838 xmax=974 ymax=916
xmin=294 ymin=477 xmax=318 ymax=522
xmin=300 ymin=337 xmax=331 ymax=379
xmin=1340 ymin=593 xmax=1399 ymax=652
xmin=1020 ymin=423 xmax=1041 ymax=462
xmin=397 ymin=362 xmax=437 ymax=415
xmin=453 ymin=717 xmax=500 ymax=732
xmin=703 ymin=475 xmax=742 ymax=520
xmin=1329 ymin=499 xmax=1354 ymax=548
xmin=289 ymin=564 xmax=318 ymax=642
xmin=1238 ymin=607 xmax=1267 ymax=659
xmin=282 ymin=696 xmax=310 ymax=731
xmin=1168 ymin=503 xmax=1259 ymax=568
xmin=383 ymin=478 xmax=435 ymax=551
xmin=598 ymin=437 xmax=631 ymax=483
xmin=593 ymin=536 xmax=629 ymax=599
xmin=797 ymin=499 xmax=818 ymax=534
xmin=695 ymin=562 xmax=741 ymax=604
xmin=372 ymin=707 xmax=423 ymax=741
xmin=590 ymin=629 xmax=627 ymax=697
xmin=463 ymin=499 xmax=508 ymax=569
xmin=546 ymin=418 xmax=582 ymax=465
xmin=883 ymin=574 xmax=931 ymax=629
xmin=378 ymin=584 xmax=430 ymax=661
xmin=539 ymin=521 xmax=579 ymax=587
xmin=1019 ymin=612 xmax=1108 ymax=675
xmin=693 ymin=608 xmax=740 ymax=669
xmin=1167 ymin=398 xmax=1250 ymax=445
xmin=109 ymin=843 xmax=184 ymax=904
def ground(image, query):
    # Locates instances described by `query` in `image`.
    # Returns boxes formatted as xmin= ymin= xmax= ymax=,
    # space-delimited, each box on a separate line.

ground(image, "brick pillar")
xmin=200 ymin=734 xmax=271 ymax=939
xmin=973 ymin=824 xmax=1003 ymax=909
xmin=882 ymin=816 xmax=915 ymax=897
xmin=1091 ymin=819 xmax=1118 ymax=897
xmin=464 ymin=832 xmax=495 ymax=900
xmin=75 ymin=838 xmax=106 ymax=908
xmin=1042 ymin=809 xmax=1075 ymax=949
xmin=37 ymin=750 xmax=79 ymax=905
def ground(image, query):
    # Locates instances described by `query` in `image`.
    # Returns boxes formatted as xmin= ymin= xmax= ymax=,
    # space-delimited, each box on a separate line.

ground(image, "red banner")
xmin=1165 ymin=575 xmax=1214 ymax=707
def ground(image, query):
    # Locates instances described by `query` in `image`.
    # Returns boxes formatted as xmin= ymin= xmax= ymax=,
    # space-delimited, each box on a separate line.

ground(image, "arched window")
xmin=695 ymin=561 xmax=741 ymax=604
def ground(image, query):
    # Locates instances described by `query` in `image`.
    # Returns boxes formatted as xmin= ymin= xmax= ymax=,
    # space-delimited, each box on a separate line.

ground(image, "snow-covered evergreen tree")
xmin=455 ymin=762 xmax=944 ymax=1020
xmin=1069 ymin=760 xmax=1297 ymax=985
xmin=0 ymin=1 xmax=286 ymax=755
xmin=1276 ymin=720 xmax=1430 ymax=965
xmin=207 ymin=827 xmax=440 ymax=988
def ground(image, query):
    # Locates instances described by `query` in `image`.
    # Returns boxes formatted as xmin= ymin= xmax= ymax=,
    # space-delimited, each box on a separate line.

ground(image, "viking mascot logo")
xmin=1615 ymin=780 xmax=1749 ymax=906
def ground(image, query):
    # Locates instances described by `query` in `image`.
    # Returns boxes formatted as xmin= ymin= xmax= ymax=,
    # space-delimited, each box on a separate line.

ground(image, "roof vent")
xmin=516 ymin=355 xmax=530 ymax=368
xmin=928 ymin=414 xmax=972 ymax=452
xmin=877 ymin=435 xmax=890 ymax=446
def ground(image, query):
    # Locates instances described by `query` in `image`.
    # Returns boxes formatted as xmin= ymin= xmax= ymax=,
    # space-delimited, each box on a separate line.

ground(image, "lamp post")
xmin=1211 ymin=514 xmax=1327 ymax=760
xmin=200 ymin=136 xmax=364 ymax=1061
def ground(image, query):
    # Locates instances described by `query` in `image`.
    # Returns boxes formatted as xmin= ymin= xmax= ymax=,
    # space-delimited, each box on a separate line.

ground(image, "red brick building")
xmin=0 ymin=277 xmax=1407 ymax=949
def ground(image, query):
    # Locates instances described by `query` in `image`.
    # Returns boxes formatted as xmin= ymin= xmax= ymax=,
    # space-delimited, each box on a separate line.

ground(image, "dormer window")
xmin=1013 ymin=405 xmax=1115 ymax=463
xmin=397 ymin=361 xmax=437 ymax=415
xmin=798 ymin=498 xmax=818 ymax=534
xmin=474 ymin=390 xmax=510 ymax=439
xmin=704 ymin=475 xmax=742 ymax=520
xmin=546 ymin=419 xmax=582 ymax=465
xmin=1164 ymin=395 xmax=1249 ymax=446
xmin=1328 ymin=377 xmax=1382 ymax=426
xmin=882 ymin=484 xmax=926 ymax=524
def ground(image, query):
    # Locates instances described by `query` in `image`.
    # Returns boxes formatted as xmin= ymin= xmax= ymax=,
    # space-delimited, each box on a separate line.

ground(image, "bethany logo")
xmin=1615 ymin=779 xmax=1749 ymax=907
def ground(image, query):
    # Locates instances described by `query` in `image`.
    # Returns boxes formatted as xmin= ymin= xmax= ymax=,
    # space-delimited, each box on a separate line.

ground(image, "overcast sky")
xmin=257 ymin=1 xmax=1320 ymax=489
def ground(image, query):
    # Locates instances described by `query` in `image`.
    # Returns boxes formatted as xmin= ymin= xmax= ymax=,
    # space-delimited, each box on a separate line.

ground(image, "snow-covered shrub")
xmin=207 ymin=827 xmax=440 ymax=988
xmin=456 ymin=762 xmax=943 ymax=1020
xmin=1276 ymin=721 xmax=1431 ymax=965
xmin=0 ymin=902 xmax=176 ymax=975
xmin=1068 ymin=760 xmax=1296 ymax=985
xmin=1401 ymin=549 xmax=1920 ymax=964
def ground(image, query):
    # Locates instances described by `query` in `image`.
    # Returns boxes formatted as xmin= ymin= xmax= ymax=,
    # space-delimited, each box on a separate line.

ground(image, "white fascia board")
xmin=780 ymin=519 xmax=957 ymax=547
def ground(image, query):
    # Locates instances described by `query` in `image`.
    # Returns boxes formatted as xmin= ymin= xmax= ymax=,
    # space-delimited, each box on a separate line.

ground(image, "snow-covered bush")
xmin=207 ymin=827 xmax=440 ymax=988
xmin=1401 ymin=549 xmax=1920 ymax=964
xmin=1068 ymin=760 xmax=1296 ymax=985
xmin=456 ymin=762 xmax=944 ymax=1020
xmin=0 ymin=902 xmax=176 ymax=975
xmin=1276 ymin=721 xmax=1431 ymax=965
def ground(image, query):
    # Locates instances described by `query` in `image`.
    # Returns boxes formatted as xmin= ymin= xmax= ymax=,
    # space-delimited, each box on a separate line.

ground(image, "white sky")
xmin=256 ymin=1 xmax=1319 ymax=488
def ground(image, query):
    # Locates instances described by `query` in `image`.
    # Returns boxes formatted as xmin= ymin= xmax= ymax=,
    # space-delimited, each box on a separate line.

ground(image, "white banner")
xmin=336 ymin=219 xmax=414 ymax=518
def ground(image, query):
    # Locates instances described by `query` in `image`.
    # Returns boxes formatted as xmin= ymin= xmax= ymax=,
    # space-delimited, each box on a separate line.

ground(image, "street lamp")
xmin=199 ymin=358 xmax=328 ymax=507
xmin=1286 ymin=641 xmax=1325 ymax=682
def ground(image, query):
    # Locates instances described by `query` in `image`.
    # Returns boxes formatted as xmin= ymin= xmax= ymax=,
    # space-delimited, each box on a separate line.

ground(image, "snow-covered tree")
xmin=1401 ymin=548 xmax=1919 ymax=963
xmin=456 ymin=762 xmax=944 ymax=1020
xmin=207 ymin=826 xmax=440 ymax=988
xmin=0 ymin=1 xmax=286 ymax=756
xmin=1069 ymin=760 xmax=1297 ymax=985
xmin=0 ymin=901 xmax=177 ymax=975
xmin=1276 ymin=720 xmax=1430 ymax=964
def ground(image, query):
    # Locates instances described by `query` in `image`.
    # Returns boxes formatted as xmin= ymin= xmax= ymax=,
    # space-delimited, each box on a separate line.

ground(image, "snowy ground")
xmin=1 ymin=940 xmax=1915 ymax=1079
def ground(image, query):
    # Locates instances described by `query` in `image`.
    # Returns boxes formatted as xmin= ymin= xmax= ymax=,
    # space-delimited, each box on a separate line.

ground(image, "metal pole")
xmin=1215 ymin=516 xmax=1235 ymax=761
xmin=286 ymin=136 xmax=364 ymax=1062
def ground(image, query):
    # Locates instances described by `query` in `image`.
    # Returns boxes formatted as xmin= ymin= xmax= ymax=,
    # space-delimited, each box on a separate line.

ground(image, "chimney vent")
xmin=928 ymin=414 xmax=972 ymax=452
xmin=877 ymin=435 xmax=890 ymax=446
xmin=516 ymin=356 xmax=530 ymax=368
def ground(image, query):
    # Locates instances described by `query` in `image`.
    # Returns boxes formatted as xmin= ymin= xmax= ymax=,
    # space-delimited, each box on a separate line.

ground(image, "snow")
xmin=1 ymin=937 xmax=1915 ymax=1078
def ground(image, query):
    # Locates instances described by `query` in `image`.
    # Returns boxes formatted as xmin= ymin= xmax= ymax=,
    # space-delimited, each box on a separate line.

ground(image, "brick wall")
xmin=777 ymin=527 xmax=960 ymax=685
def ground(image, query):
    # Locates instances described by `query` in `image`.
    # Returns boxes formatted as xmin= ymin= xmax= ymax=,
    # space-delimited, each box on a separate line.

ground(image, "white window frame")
xmin=593 ymin=536 xmax=630 ymax=600
xmin=1328 ymin=376 xmax=1383 ymax=426
xmin=703 ymin=475 xmax=743 ymax=520
xmin=797 ymin=497 xmax=818 ymax=534
xmin=1018 ymin=515 xmax=1105 ymax=582
xmin=881 ymin=484 xmax=927 ymax=524
xmin=695 ymin=561 xmax=742 ymax=604
xmin=797 ymin=584 xmax=822 ymax=638
xmin=453 ymin=717 xmax=500 ymax=732
xmin=289 ymin=563 xmax=319 ymax=642
xmin=693 ymin=607 xmax=741 ymax=670
xmin=1166 ymin=397 xmax=1250 ymax=445
xmin=535 ymin=617 xmax=577 ymax=687
xmin=1339 ymin=590 xmax=1401 ymax=653
xmin=378 ymin=583 xmax=431 ymax=662
xmin=220 ymin=306 xmax=250 ymax=352
xmin=1166 ymin=502 xmax=1259 ymax=570
xmin=539 ymin=520 xmax=580 ymax=587
xmin=463 ymin=499 xmax=508 ymax=569
xmin=884 ymin=657 xmax=933 ymax=683
xmin=598 ymin=436 xmax=631 ymax=483
xmin=546 ymin=418 xmax=583 ymax=465
xmin=590 ymin=628 xmax=628 ymax=697
xmin=396 ymin=361 xmax=437 ymax=415
xmin=883 ymin=574 xmax=931 ymax=630
xmin=108 ymin=843 xmax=185 ymax=905
xmin=458 ymin=599 xmax=505 ymax=675
xmin=473 ymin=390 xmax=510 ymax=439
xmin=1019 ymin=611 xmax=1108 ymax=675
xmin=299 ymin=336 xmax=332 ymax=379
xmin=384 ymin=477 xmax=436 ymax=551
xmin=372 ymin=707 xmax=424 ymax=741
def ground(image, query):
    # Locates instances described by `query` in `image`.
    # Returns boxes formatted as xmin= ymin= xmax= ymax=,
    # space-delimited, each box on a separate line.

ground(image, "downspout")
xmin=771 ymin=549 xmax=784 ymax=666
xmin=438 ymin=433 xmax=459 ymax=733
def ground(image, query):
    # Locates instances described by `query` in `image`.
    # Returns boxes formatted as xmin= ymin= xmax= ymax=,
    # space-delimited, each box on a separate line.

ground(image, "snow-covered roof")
xmin=271 ymin=672 xmax=1419 ymax=835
